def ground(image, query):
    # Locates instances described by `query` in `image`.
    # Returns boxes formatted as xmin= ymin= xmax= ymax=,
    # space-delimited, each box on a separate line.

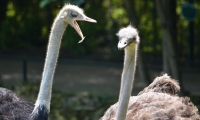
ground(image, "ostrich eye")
xmin=71 ymin=11 xmax=78 ymax=17
xmin=132 ymin=35 xmax=137 ymax=40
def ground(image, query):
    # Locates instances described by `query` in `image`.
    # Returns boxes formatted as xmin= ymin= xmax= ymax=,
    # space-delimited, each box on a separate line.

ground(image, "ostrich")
xmin=101 ymin=74 xmax=200 ymax=120
xmin=0 ymin=4 xmax=96 ymax=120
xmin=109 ymin=25 xmax=140 ymax=120
xmin=101 ymin=26 xmax=200 ymax=120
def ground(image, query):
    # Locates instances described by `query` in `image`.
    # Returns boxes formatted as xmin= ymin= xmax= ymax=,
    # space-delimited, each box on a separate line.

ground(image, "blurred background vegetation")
xmin=0 ymin=0 xmax=200 ymax=119
xmin=1 ymin=0 xmax=199 ymax=57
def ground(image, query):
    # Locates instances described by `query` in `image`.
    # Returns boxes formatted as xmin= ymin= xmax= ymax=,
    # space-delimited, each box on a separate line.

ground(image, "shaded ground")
xmin=0 ymin=56 xmax=200 ymax=97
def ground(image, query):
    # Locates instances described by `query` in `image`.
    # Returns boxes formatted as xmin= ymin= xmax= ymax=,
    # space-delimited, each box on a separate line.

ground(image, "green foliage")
xmin=63 ymin=0 xmax=85 ymax=6
xmin=0 ymin=0 xmax=46 ymax=50
xmin=0 ymin=0 xmax=200 ymax=59
xmin=39 ymin=0 xmax=54 ymax=8
xmin=39 ymin=0 xmax=84 ymax=8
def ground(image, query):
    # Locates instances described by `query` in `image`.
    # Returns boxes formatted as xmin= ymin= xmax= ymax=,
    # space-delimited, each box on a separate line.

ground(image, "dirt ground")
xmin=0 ymin=57 xmax=200 ymax=97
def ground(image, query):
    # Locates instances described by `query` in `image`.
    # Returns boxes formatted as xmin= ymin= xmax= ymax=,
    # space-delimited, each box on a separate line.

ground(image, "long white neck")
xmin=34 ymin=16 xmax=68 ymax=112
xmin=116 ymin=43 xmax=139 ymax=120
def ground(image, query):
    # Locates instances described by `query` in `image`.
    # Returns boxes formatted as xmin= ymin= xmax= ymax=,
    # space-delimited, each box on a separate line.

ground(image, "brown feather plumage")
xmin=0 ymin=87 xmax=34 ymax=120
xmin=101 ymin=74 xmax=200 ymax=120
xmin=138 ymin=74 xmax=180 ymax=95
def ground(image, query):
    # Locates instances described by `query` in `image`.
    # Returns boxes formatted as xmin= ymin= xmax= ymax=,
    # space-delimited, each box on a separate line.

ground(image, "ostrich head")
xmin=116 ymin=25 xmax=140 ymax=50
xmin=59 ymin=4 xmax=97 ymax=43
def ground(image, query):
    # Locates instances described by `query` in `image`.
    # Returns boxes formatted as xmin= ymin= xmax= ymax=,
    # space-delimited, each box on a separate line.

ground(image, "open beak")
xmin=72 ymin=15 xmax=97 ymax=43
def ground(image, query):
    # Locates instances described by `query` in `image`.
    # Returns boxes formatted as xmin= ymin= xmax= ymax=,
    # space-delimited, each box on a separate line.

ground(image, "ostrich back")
xmin=101 ymin=92 xmax=200 ymax=120
xmin=101 ymin=74 xmax=200 ymax=120
xmin=0 ymin=87 xmax=34 ymax=120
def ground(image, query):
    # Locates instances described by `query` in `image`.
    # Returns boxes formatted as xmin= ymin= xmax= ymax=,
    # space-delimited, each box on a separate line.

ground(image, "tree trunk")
xmin=124 ymin=0 xmax=151 ymax=85
xmin=155 ymin=0 xmax=185 ymax=95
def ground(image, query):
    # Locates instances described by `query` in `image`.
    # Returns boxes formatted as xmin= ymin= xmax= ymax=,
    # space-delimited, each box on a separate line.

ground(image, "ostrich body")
xmin=101 ymin=74 xmax=200 ymax=120
xmin=0 ymin=4 xmax=96 ymax=120
xmin=100 ymin=25 xmax=199 ymax=120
